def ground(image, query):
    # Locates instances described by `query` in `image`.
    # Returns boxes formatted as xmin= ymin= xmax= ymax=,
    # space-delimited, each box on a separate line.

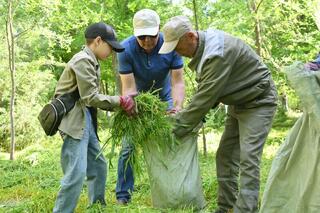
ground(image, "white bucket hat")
xmin=133 ymin=9 xmax=160 ymax=37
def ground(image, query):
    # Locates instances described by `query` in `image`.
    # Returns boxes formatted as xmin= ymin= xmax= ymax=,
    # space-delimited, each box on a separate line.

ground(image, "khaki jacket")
xmin=54 ymin=46 xmax=120 ymax=139
xmin=174 ymin=30 xmax=277 ymax=137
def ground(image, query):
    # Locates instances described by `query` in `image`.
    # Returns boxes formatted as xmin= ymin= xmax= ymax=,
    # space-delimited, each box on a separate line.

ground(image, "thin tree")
xmin=112 ymin=53 xmax=121 ymax=95
xmin=5 ymin=0 xmax=16 ymax=160
xmin=248 ymin=0 xmax=264 ymax=56
xmin=99 ymin=0 xmax=107 ymax=95
xmin=192 ymin=0 xmax=199 ymax=30
xmin=192 ymin=0 xmax=207 ymax=157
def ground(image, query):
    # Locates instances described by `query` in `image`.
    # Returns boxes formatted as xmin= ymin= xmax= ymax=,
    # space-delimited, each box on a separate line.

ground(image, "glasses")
xmin=137 ymin=34 xmax=158 ymax=40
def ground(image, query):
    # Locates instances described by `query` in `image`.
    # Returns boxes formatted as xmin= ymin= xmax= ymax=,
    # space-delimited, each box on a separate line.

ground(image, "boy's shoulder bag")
xmin=38 ymin=89 xmax=80 ymax=136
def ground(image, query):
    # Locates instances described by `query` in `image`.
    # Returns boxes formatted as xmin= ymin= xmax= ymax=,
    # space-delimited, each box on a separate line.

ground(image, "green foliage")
xmin=204 ymin=106 xmax=227 ymax=131
xmin=0 ymin=60 xmax=56 ymax=152
xmin=265 ymin=109 xmax=299 ymax=146
xmin=191 ymin=0 xmax=320 ymax=63
xmin=0 ymin=0 xmax=317 ymax=211
xmin=101 ymin=91 xmax=176 ymax=176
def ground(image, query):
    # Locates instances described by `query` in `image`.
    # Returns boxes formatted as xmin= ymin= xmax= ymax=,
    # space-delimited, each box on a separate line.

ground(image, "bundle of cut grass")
xmin=100 ymin=91 xmax=177 ymax=176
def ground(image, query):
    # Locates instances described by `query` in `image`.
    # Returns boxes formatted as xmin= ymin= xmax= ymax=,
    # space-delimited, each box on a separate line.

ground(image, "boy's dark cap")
xmin=85 ymin=22 xmax=124 ymax=53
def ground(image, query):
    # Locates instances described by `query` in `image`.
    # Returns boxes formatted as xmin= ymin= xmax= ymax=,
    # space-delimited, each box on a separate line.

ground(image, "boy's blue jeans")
xmin=53 ymin=109 xmax=107 ymax=213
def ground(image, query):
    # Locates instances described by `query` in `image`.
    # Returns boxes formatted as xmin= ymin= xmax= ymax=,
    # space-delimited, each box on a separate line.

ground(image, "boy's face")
xmin=93 ymin=37 xmax=112 ymax=60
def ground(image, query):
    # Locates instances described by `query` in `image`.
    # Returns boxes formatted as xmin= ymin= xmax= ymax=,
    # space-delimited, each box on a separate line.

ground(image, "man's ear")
xmin=186 ymin=31 xmax=196 ymax=40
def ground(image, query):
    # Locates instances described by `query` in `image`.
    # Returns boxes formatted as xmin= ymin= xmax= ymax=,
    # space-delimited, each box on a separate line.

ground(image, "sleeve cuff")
xmin=110 ymin=96 xmax=121 ymax=107
xmin=119 ymin=70 xmax=133 ymax=74
xmin=170 ymin=64 xmax=183 ymax=70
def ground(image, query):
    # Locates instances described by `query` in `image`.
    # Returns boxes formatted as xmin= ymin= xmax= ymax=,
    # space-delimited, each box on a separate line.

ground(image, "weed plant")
xmin=100 ymin=91 xmax=176 ymax=176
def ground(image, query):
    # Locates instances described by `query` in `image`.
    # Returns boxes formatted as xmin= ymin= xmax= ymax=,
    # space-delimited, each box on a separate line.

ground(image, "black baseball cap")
xmin=85 ymin=22 xmax=125 ymax=53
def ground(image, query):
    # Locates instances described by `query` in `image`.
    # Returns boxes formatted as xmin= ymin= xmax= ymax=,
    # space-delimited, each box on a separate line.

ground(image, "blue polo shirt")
xmin=117 ymin=33 xmax=183 ymax=108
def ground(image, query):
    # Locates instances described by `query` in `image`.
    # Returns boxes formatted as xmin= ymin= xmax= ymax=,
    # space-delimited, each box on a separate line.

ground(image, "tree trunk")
xmin=254 ymin=16 xmax=262 ymax=56
xmin=202 ymin=125 xmax=207 ymax=157
xmin=112 ymin=52 xmax=121 ymax=95
xmin=6 ymin=0 xmax=15 ymax=160
xmin=100 ymin=0 xmax=105 ymax=21
xmin=192 ymin=0 xmax=199 ymax=30
xmin=192 ymin=0 xmax=207 ymax=157
xmin=105 ymin=81 xmax=109 ymax=95
xmin=100 ymin=79 xmax=106 ymax=94
xmin=280 ymin=92 xmax=289 ymax=112
xmin=248 ymin=0 xmax=263 ymax=56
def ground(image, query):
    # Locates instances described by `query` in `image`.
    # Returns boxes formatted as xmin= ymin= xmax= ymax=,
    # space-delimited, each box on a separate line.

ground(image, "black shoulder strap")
xmin=70 ymin=88 xmax=80 ymax=101
xmin=56 ymin=88 xmax=80 ymax=112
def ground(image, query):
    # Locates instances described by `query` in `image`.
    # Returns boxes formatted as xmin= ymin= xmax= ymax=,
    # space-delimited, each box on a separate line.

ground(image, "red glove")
xmin=119 ymin=93 xmax=137 ymax=116
xmin=166 ymin=105 xmax=182 ymax=115
xmin=166 ymin=108 xmax=178 ymax=115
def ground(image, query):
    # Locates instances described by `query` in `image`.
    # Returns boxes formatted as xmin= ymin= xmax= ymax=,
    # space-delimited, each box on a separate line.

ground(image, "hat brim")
xmin=134 ymin=27 xmax=159 ymax=37
xmin=106 ymin=39 xmax=125 ymax=53
xmin=158 ymin=40 xmax=179 ymax=54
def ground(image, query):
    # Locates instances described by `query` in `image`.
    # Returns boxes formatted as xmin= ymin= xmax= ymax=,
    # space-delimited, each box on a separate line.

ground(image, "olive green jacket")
xmin=54 ymin=46 xmax=120 ymax=139
xmin=174 ymin=30 xmax=277 ymax=137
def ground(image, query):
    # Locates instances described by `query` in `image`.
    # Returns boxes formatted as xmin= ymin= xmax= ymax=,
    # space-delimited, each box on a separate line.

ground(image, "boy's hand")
xmin=119 ymin=93 xmax=138 ymax=116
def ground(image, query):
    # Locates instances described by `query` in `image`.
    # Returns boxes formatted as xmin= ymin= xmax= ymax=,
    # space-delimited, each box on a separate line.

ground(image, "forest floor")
xmin=0 ymin=111 xmax=298 ymax=213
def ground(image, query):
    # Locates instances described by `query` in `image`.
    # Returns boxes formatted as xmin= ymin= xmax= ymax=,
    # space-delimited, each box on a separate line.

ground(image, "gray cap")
xmin=159 ymin=16 xmax=193 ymax=54
xmin=133 ymin=9 xmax=160 ymax=37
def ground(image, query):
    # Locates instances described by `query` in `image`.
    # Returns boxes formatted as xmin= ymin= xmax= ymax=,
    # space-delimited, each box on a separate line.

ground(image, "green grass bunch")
xmin=101 ymin=91 xmax=177 ymax=176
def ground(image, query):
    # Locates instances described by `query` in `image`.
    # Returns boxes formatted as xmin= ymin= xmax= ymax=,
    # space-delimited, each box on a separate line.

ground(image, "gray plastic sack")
xmin=260 ymin=62 xmax=320 ymax=213
xmin=142 ymin=126 xmax=206 ymax=210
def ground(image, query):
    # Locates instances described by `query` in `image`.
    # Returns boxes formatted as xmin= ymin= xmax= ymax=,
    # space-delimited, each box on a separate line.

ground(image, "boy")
xmin=53 ymin=22 xmax=135 ymax=212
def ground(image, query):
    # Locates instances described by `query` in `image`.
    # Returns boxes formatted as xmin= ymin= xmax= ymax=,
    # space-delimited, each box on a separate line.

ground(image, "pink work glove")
xmin=166 ymin=108 xmax=178 ymax=115
xmin=166 ymin=105 xmax=183 ymax=115
xmin=119 ymin=93 xmax=138 ymax=116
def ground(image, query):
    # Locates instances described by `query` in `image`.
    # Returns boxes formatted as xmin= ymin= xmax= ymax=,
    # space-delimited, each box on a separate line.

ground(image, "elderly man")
xmin=115 ymin=9 xmax=185 ymax=204
xmin=159 ymin=16 xmax=277 ymax=213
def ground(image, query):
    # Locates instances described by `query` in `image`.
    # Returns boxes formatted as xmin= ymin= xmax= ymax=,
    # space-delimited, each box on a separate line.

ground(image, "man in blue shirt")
xmin=116 ymin=9 xmax=185 ymax=204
